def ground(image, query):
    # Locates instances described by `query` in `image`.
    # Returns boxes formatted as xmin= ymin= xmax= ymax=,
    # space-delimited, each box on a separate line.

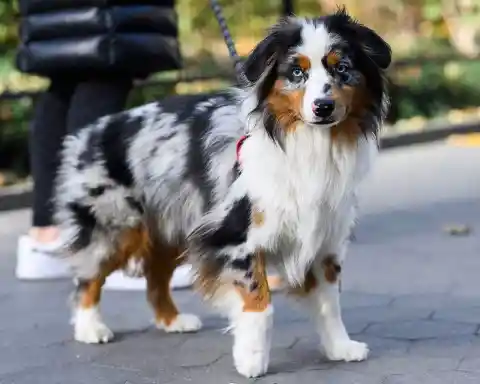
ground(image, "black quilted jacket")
xmin=16 ymin=0 xmax=182 ymax=78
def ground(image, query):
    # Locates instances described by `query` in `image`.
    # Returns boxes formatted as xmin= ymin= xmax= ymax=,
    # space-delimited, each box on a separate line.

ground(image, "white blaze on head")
xmin=296 ymin=21 xmax=340 ymax=123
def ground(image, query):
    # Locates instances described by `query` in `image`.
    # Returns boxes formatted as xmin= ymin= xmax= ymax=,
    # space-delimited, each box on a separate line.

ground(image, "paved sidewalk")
xmin=1 ymin=142 xmax=480 ymax=384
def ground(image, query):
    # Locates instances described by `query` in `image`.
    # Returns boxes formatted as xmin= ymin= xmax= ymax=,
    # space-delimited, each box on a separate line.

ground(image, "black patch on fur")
xmin=99 ymin=114 xmax=143 ymax=187
xmin=68 ymin=202 xmax=97 ymax=251
xmin=250 ymin=281 xmax=259 ymax=291
xmin=202 ymin=196 xmax=252 ymax=249
xmin=183 ymin=93 xmax=236 ymax=209
xmin=185 ymin=105 xmax=215 ymax=208
xmin=88 ymin=185 xmax=106 ymax=197
xmin=160 ymin=92 xmax=222 ymax=123
xmin=243 ymin=20 xmax=302 ymax=83
xmin=125 ymin=196 xmax=144 ymax=214
xmin=77 ymin=127 xmax=103 ymax=170
xmin=230 ymin=254 xmax=253 ymax=271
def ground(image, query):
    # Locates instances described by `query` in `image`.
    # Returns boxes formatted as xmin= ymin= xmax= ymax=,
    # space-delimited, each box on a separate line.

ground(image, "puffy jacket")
xmin=16 ymin=0 xmax=182 ymax=78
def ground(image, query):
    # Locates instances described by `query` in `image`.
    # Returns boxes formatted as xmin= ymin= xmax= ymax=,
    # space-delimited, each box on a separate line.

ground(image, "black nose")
xmin=312 ymin=99 xmax=335 ymax=118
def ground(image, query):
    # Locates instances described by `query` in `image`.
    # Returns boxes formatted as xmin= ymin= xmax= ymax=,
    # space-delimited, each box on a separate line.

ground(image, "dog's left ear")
xmin=351 ymin=23 xmax=392 ymax=70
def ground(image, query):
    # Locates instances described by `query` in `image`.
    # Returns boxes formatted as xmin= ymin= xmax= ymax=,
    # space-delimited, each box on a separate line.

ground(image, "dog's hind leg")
xmin=144 ymin=241 xmax=202 ymax=333
xmin=72 ymin=257 xmax=119 ymax=344
xmin=72 ymin=226 xmax=149 ymax=344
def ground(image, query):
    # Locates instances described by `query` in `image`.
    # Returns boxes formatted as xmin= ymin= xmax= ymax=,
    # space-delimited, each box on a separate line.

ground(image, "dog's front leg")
xmin=309 ymin=253 xmax=369 ymax=362
xmin=206 ymin=250 xmax=273 ymax=378
xmin=231 ymin=250 xmax=273 ymax=378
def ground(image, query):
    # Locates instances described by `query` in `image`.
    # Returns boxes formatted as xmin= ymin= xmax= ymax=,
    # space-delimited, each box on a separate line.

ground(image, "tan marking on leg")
xmin=144 ymin=236 xmax=185 ymax=326
xmin=289 ymin=269 xmax=317 ymax=296
xmin=236 ymin=251 xmax=271 ymax=312
xmin=77 ymin=226 xmax=152 ymax=309
xmin=252 ymin=207 xmax=265 ymax=227
xmin=321 ymin=255 xmax=341 ymax=284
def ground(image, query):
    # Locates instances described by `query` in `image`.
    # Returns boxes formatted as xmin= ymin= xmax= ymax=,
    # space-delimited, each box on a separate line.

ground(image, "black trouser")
xmin=30 ymin=76 xmax=133 ymax=227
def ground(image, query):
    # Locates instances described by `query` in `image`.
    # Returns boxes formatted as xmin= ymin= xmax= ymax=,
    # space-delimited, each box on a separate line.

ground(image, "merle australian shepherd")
xmin=54 ymin=9 xmax=391 ymax=378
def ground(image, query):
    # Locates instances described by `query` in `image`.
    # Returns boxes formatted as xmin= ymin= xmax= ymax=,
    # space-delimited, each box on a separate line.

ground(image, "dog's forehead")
xmin=294 ymin=21 xmax=341 ymax=67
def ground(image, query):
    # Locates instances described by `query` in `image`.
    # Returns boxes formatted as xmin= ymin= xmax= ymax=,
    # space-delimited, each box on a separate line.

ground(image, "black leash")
xmin=209 ymin=0 xmax=248 ymax=86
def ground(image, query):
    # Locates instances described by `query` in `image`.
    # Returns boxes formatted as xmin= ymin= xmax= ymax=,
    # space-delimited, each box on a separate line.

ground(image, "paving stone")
xmin=0 ymin=363 xmax=158 ymax=384
xmin=408 ymin=336 xmax=476 ymax=359
xmin=433 ymin=307 xmax=480 ymax=325
xmin=365 ymin=320 xmax=476 ymax=340
xmin=383 ymin=371 xmax=480 ymax=384
xmin=457 ymin=356 xmax=480 ymax=373
xmin=340 ymin=355 xmax=460 ymax=376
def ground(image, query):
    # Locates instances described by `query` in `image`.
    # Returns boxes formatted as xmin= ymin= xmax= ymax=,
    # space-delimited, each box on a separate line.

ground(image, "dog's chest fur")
xmin=240 ymin=128 xmax=366 ymax=283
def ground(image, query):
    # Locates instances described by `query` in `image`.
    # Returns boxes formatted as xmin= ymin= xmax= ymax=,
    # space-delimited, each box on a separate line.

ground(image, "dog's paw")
xmin=233 ymin=343 xmax=269 ymax=378
xmin=324 ymin=339 xmax=369 ymax=362
xmin=74 ymin=308 xmax=114 ymax=344
xmin=232 ymin=307 xmax=273 ymax=378
xmin=123 ymin=257 xmax=144 ymax=278
xmin=157 ymin=314 xmax=202 ymax=333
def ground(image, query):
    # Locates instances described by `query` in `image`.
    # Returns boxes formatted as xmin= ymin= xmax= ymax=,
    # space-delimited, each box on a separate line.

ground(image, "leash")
xmin=209 ymin=0 xmax=250 ymax=163
xmin=209 ymin=0 xmax=249 ymax=86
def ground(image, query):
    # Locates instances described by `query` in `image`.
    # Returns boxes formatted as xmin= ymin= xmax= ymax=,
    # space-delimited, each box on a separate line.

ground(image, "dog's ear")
xmin=351 ymin=23 xmax=391 ymax=69
xmin=243 ymin=18 xmax=302 ymax=83
xmin=242 ymin=33 xmax=279 ymax=83
xmin=334 ymin=7 xmax=391 ymax=70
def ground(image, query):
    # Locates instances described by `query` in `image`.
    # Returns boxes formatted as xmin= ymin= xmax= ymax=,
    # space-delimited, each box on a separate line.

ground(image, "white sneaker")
xmin=103 ymin=264 xmax=194 ymax=291
xmin=15 ymin=235 xmax=71 ymax=280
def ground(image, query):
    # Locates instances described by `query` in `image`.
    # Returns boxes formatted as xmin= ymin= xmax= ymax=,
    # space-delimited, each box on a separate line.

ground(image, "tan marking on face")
xmin=297 ymin=54 xmax=311 ymax=71
xmin=330 ymin=75 xmax=371 ymax=146
xmin=236 ymin=251 xmax=271 ymax=312
xmin=267 ymin=80 xmax=304 ymax=133
xmin=289 ymin=268 xmax=317 ymax=296
xmin=321 ymin=255 xmax=341 ymax=283
xmin=252 ymin=206 xmax=265 ymax=227
xmin=326 ymin=51 xmax=341 ymax=67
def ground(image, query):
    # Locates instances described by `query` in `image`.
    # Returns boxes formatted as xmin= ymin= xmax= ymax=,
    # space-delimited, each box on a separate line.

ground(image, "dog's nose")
xmin=312 ymin=99 xmax=335 ymax=118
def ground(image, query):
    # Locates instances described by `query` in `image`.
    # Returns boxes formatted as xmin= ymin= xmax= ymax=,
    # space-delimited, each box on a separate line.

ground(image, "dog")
xmin=54 ymin=8 xmax=391 ymax=378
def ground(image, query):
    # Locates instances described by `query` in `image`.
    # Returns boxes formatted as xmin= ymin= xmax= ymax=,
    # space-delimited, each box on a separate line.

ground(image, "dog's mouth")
xmin=311 ymin=117 xmax=336 ymax=126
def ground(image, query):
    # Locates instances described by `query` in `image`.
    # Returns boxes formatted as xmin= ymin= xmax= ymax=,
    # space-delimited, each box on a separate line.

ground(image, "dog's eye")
xmin=292 ymin=67 xmax=304 ymax=78
xmin=336 ymin=63 xmax=349 ymax=73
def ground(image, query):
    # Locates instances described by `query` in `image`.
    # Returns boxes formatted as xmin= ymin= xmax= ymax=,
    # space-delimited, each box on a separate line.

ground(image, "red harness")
xmin=235 ymin=135 xmax=249 ymax=163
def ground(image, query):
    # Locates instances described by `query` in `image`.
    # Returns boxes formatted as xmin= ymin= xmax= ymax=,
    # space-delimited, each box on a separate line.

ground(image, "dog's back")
xmin=54 ymin=90 xmax=244 ymax=278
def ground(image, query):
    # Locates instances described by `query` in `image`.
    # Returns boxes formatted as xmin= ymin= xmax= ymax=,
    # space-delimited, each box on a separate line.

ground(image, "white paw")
xmin=74 ymin=307 xmax=114 ymax=344
xmin=234 ymin=344 xmax=269 ymax=378
xmin=324 ymin=339 xmax=369 ymax=362
xmin=232 ymin=306 xmax=273 ymax=378
xmin=123 ymin=257 xmax=144 ymax=278
xmin=157 ymin=314 xmax=202 ymax=333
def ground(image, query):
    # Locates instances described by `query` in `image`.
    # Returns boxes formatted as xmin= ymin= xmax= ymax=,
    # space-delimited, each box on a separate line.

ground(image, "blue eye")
xmin=292 ymin=67 xmax=303 ymax=77
xmin=336 ymin=63 xmax=349 ymax=73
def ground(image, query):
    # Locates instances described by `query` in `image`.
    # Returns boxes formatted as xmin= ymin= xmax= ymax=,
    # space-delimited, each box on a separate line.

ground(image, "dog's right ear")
xmin=243 ymin=19 xmax=302 ymax=83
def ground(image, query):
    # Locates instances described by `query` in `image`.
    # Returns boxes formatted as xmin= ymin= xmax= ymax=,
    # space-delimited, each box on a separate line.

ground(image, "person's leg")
xmin=16 ymin=78 xmax=76 ymax=279
xmin=66 ymin=75 xmax=133 ymax=133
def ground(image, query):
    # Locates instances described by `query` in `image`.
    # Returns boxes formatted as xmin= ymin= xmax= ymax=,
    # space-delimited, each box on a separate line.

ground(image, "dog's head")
xmin=242 ymin=8 xmax=391 ymax=144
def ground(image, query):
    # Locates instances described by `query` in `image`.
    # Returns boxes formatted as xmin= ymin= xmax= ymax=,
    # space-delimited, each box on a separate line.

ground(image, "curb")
xmin=1 ymin=121 xmax=479 ymax=213
xmin=0 ymin=183 xmax=33 ymax=212
xmin=380 ymin=120 xmax=480 ymax=150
